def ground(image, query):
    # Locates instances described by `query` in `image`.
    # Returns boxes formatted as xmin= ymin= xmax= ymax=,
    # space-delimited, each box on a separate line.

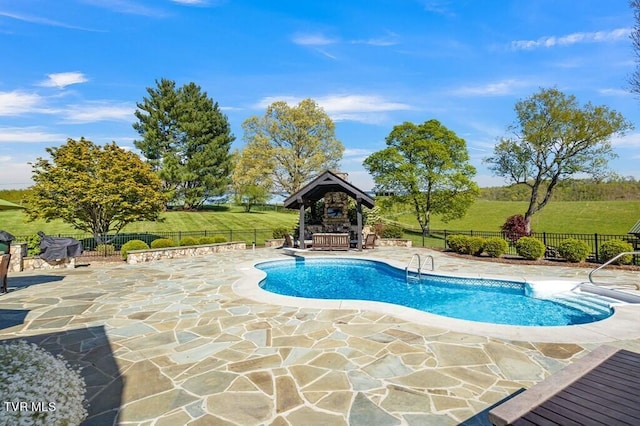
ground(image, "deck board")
xmin=489 ymin=347 xmax=640 ymax=425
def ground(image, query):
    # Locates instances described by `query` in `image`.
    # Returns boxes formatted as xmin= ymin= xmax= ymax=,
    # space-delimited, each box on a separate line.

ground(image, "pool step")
xmin=549 ymin=292 xmax=615 ymax=316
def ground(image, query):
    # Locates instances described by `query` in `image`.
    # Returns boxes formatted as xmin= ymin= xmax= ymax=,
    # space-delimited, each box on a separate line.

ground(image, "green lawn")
xmin=0 ymin=205 xmax=298 ymax=239
xmin=2 ymin=200 xmax=638 ymax=245
xmin=391 ymin=200 xmax=640 ymax=235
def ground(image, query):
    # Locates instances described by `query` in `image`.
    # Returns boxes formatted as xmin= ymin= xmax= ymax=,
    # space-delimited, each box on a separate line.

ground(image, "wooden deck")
xmin=489 ymin=346 xmax=640 ymax=425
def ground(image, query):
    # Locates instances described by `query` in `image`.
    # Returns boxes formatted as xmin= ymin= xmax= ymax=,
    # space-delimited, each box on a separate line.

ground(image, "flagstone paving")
xmin=1 ymin=247 xmax=639 ymax=425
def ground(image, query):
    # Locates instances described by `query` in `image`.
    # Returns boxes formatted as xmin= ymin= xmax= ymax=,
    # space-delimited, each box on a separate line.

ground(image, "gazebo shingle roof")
xmin=283 ymin=170 xmax=374 ymax=209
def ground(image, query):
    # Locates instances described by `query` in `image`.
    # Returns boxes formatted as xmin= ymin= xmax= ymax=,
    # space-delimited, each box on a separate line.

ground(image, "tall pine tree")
xmin=133 ymin=78 xmax=234 ymax=209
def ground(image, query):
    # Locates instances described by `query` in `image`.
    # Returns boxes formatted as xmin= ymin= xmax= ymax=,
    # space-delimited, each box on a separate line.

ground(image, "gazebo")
xmin=283 ymin=170 xmax=375 ymax=250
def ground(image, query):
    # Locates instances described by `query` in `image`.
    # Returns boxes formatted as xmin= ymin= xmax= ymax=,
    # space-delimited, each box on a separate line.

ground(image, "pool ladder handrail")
xmin=405 ymin=253 xmax=434 ymax=282
xmin=587 ymin=251 xmax=640 ymax=288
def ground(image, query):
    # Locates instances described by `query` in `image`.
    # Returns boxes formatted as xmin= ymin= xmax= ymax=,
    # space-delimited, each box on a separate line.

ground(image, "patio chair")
xmin=1 ymin=253 xmax=10 ymax=293
xmin=363 ymin=233 xmax=377 ymax=249
xmin=283 ymin=234 xmax=294 ymax=248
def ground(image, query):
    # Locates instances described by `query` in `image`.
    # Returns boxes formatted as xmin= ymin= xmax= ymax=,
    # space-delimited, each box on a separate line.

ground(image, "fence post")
xmin=543 ymin=232 xmax=547 ymax=247
xmin=422 ymin=230 xmax=425 ymax=247
xmin=254 ymin=229 xmax=257 ymax=245
xmin=230 ymin=230 xmax=233 ymax=241
xmin=594 ymin=233 xmax=599 ymax=261
xmin=444 ymin=230 xmax=448 ymax=249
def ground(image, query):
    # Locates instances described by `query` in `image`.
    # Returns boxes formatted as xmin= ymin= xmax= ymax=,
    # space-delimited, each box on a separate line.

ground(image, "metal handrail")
xmin=421 ymin=255 xmax=434 ymax=272
xmin=406 ymin=253 xmax=421 ymax=281
xmin=588 ymin=251 xmax=640 ymax=287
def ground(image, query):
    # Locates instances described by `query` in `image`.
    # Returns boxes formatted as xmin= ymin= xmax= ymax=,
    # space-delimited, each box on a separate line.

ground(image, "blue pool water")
xmin=257 ymin=258 xmax=612 ymax=326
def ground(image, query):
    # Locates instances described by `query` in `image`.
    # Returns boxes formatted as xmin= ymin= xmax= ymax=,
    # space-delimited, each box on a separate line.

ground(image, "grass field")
xmin=390 ymin=200 xmax=640 ymax=235
xmin=1 ymin=200 xmax=638 ymax=243
xmin=0 ymin=205 xmax=299 ymax=239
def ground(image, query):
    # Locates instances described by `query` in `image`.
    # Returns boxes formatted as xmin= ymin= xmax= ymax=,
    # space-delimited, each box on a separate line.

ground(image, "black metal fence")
xmin=419 ymin=229 xmax=640 ymax=264
xmin=14 ymin=227 xmax=640 ymax=265
xmin=15 ymin=229 xmax=279 ymax=258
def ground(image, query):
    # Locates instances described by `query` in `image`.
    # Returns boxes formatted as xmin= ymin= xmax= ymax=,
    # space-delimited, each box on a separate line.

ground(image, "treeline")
xmin=4 ymin=178 xmax=640 ymax=206
xmin=0 ymin=189 xmax=30 ymax=204
xmin=480 ymin=178 xmax=640 ymax=201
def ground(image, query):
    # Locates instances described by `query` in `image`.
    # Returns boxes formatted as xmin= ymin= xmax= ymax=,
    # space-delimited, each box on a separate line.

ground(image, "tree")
xmin=485 ymin=87 xmax=632 ymax=232
xmin=363 ymin=119 xmax=479 ymax=234
xmin=133 ymin=78 xmax=234 ymax=209
xmin=232 ymin=146 xmax=274 ymax=212
xmin=241 ymin=98 xmax=344 ymax=194
xmin=26 ymin=138 xmax=166 ymax=244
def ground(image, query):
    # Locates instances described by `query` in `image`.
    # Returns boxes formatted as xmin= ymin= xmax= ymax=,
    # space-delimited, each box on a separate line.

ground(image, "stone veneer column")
xmin=9 ymin=243 xmax=26 ymax=272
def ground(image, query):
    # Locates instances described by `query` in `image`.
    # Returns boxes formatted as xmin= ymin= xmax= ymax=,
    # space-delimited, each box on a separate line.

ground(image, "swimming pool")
xmin=256 ymin=258 xmax=613 ymax=326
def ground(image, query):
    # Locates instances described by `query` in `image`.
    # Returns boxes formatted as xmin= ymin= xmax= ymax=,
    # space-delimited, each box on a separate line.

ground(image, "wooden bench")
xmin=488 ymin=345 xmax=640 ymax=425
xmin=312 ymin=233 xmax=350 ymax=251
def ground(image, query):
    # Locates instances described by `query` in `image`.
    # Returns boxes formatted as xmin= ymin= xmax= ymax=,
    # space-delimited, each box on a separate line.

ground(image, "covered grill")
xmin=37 ymin=231 xmax=83 ymax=262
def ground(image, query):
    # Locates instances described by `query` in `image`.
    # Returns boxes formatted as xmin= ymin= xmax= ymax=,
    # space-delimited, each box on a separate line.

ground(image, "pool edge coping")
xmin=233 ymin=254 xmax=640 ymax=344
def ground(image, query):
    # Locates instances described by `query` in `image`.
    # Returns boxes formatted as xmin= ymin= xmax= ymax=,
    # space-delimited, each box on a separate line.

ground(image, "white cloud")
xmin=451 ymin=79 xmax=527 ymax=96
xmin=0 ymin=90 xmax=46 ymax=115
xmin=0 ymin=127 xmax=65 ymax=144
xmin=79 ymin=0 xmax=167 ymax=17
xmin=61 ymin=101 xmax=134 ymax=123
xmin=255 ymin=94 xmax=412 ymax=124
xmin=292 ymin=33 xmax=338 ymax=46
xmin=611 ymin=132 xmax=640 ymax=148
xmin=511 ymin=28 xmax=630 ymax=50
xmin=0 ymin=10 xmax=101 ymax=31
xmin=598 ymin=88 xmax=631 ymax=96
xmin=38 ymin=72 xmax=89 ymax=89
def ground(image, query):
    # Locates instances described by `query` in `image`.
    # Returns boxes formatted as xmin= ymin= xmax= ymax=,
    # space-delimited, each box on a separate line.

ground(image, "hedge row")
xmin=446 ymin=234 xmax=634 ymax=264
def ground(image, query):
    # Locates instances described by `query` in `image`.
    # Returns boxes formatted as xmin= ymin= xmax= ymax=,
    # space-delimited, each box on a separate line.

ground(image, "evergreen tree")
xmin=133 ymin=79 xmax=234 ymax=209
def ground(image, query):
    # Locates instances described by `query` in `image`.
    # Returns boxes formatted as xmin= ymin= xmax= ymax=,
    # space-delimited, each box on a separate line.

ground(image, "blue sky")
xmin=1 ymin=0 xmax=639 ymax=191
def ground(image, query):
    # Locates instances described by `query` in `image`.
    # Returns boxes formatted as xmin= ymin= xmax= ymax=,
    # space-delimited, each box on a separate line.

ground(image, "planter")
xmin=377 ymin=238 xmax=413 ymax=247
xmin=127 ymin=241 xmax=247 ymax=264
xmin=264 ymin=238 xmax=285 ymax=248
xmin=23 ymin=256 xmax=76 ymax=271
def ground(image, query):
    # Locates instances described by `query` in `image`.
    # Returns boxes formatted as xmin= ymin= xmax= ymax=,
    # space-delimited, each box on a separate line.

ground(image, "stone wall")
xmin=8 ymin=243 xmax=26 ymax=273
xmin=264 ymin=239 xmax=284 ymax=248
xmin=323 ymin=191 xmax=351 ymax=233
xmin=23 ymin=256 xmax=76 ymax=270
xmin=377 ymin=238 xmax=413 ymax=247
xmin=127 ymin=241 xmax=247 ymax=264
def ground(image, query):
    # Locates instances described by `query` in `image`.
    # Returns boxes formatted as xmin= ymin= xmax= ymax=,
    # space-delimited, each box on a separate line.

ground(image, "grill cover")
xmin=37 ymin=231 xmax=83 ymax=261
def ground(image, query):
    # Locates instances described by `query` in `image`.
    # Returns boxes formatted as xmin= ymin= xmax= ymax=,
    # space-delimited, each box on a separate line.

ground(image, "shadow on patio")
xmin=1 ymin=325 xmax=123 ymax=425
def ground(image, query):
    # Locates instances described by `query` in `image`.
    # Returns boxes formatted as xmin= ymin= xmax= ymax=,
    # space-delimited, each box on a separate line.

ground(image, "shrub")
xmin=272 ymin=227 xmax=290 ymax=239
xmin=197 ymin=236 xmax=217 ymax=245
xmin=558 ymin=238 xmax=591 ymax=263
xmin=26 ymin=233 xmax=41 ymax=257
xmin=467 ymin=236 xmax=485 ymax=256
xmin=212 ymin=236 xmax=227 ymax=243
xmin=446 ymin=234 xmax=469 ymax=253
xmin=501 ymin=214 xmax=530 ymax=243
xmin=515 ymin=237 xmax=546 ymax=260
xmin=484 ymin=237 xmax=508 ymax=258
xmin=95 ymin=244 xmax=115 ymax=256
xmin=378 ymin=224 xmax=403 ymax=239
xmin=179 ymin=236 xmax=200 ymax=246
xmin=599 ymin=240 xmax=634 ymax=265
xmin=120 ymin=239 xmax=149 ymax=260
xmin=0 ymin=341 xmax=87 ymax=425
xmin=150 ymin=238 xmax=176 ymax=249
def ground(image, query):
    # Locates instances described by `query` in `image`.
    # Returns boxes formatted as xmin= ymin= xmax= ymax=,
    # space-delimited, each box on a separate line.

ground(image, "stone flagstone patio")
xmin=1 ymin=247 xmax=639 ymax=425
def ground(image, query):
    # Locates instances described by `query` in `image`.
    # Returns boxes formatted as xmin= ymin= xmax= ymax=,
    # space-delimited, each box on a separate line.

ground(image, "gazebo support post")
xmin=298 ymin=199 xmax=305 ymax=249
xmin=356 ymin=198 xmax=363 ymax=251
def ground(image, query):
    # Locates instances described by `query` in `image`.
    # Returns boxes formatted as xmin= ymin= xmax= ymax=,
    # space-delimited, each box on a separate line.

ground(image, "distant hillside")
xmin=480 ymin=178 xmax=640 ymax=201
